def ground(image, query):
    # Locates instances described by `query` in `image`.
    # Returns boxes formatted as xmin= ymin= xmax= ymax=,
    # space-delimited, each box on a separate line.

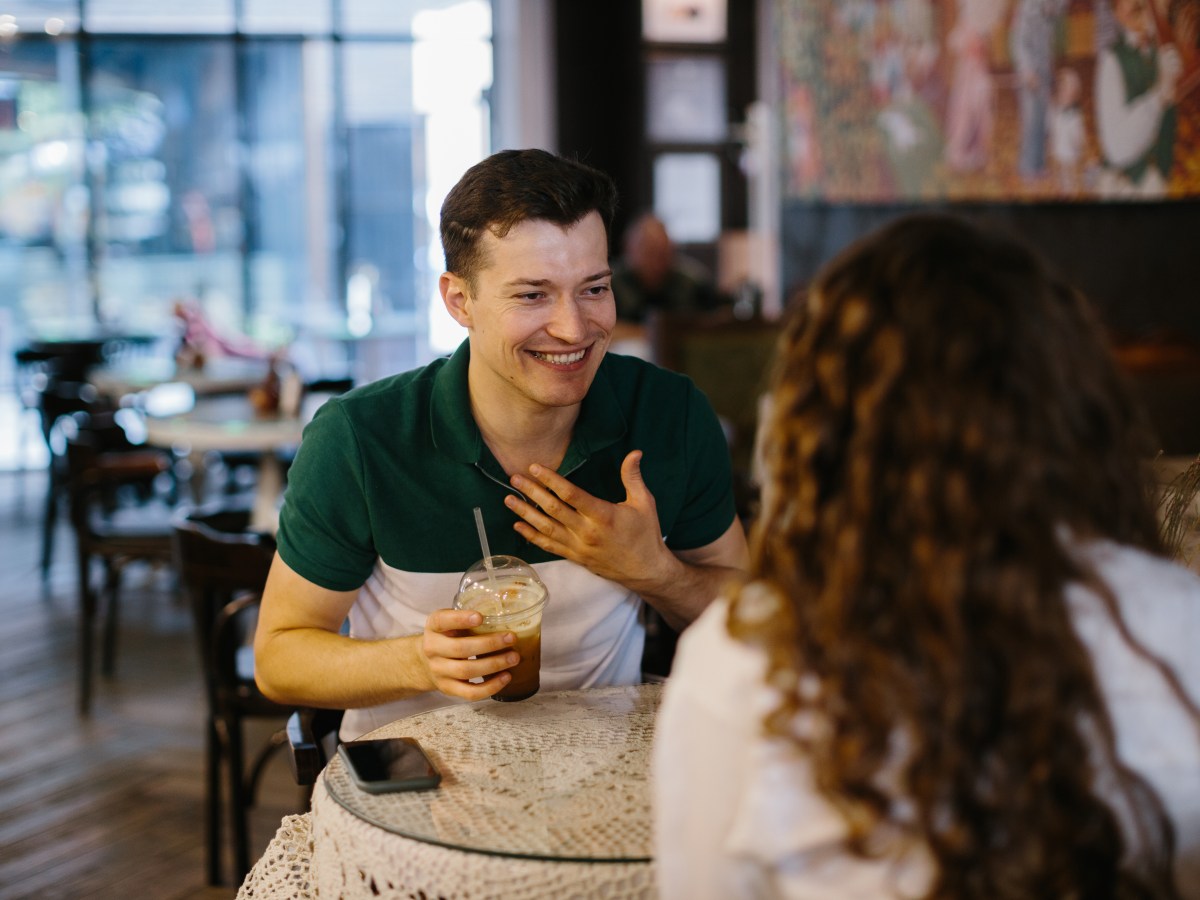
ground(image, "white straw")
xmin=473 ymin=507 xmax=496 ymax=581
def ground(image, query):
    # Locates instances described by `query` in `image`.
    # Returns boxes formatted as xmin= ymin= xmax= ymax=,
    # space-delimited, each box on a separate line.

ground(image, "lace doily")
xmin=237 ymin=814 xmax=315 ymax=900
xmin=310 ymin=782 xmax=657 ymax=899
xmin=241 ymin=685 xmax=662 ymax=899
xmin=323 ymin=683 xmax=661 ymax=861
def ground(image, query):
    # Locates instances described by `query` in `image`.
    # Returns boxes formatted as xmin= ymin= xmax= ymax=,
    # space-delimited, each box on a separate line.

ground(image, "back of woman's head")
xmin=737 ymin=213 xmax=1176 ymax=898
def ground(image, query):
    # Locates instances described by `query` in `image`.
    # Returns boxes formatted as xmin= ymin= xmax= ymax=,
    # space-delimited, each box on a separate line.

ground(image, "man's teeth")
xmin=532 ymin=349 xmax=585 ymax=364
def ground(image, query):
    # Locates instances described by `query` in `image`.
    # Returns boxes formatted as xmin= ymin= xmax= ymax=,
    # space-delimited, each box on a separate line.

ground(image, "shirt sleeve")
xmin=275 ymin=399 xmax=379 ymax=591
xmin=653 ymin=599 xmax=772 ymax=900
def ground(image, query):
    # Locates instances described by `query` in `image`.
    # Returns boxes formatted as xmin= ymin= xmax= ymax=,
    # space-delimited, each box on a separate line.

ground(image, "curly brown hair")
xmin=732 ymin=213 xmax=1198 ymax=898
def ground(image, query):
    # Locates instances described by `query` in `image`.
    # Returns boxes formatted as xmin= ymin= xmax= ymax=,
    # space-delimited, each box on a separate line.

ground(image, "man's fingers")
xmin=620 ymin=450 xmax=650 ymax=503
xmin=422 ymin=608 xmax=523 ymax=700
xmin=429 ymin=647 xmax=520 ymax=682
xmin=521 ymin=464 xmax=595 ymax=517
xmin=435 ymin=669 xmax=513 ymax=701
xmin=425 ymin=628 xmax=515 ymax=661
xmin=426 ymin=607 xmax=485 ymax=634
xmin=504 ymin=492 xmax=562 ymax=538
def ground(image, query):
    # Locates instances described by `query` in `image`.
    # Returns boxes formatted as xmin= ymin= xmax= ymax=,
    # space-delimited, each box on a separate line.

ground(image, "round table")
xmin=89 ymin=356 xmax=271 ymax=401
xmin=239 ymin=684 xmax=662 ymax=899
xmin=144 ymin=393 xmax=323 ymax=531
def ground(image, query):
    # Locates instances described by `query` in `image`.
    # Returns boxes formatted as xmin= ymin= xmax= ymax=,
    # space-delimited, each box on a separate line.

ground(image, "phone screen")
xmin=338 ymin=737 xmax=442 ymax=793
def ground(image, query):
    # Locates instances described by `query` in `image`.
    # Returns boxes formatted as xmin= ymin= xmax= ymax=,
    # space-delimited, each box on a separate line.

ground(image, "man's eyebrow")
xmin=501 ymin=269 xmax=612 ymax=290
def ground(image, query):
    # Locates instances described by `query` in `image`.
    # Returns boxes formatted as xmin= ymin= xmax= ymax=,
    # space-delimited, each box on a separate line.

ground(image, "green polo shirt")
xmin=276 ymin=340 xmax=736 ymax=736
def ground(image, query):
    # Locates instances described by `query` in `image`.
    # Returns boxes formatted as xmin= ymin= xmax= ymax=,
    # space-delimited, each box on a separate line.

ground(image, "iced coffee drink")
xmin=454 ymin=556 xmax=548 ymax=701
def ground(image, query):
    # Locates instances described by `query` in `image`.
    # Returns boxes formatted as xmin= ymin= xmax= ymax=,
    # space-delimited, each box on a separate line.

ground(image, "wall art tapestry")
xmin=778 ymin=0 xmax=1200 ymax=201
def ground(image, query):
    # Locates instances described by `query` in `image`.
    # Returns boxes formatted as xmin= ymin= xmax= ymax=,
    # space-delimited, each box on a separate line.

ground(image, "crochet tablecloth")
xmin=239 ymin=684 xmax=661 ymax=899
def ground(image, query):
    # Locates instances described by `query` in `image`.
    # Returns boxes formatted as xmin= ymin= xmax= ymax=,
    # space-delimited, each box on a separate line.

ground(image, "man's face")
xmin=626 ymin=219 xmax=673 ymax=288
xmin=442 ymin=210 xmax=615 ymax=415
xmin=1116 ymin=0 xmax=1152 ymax=39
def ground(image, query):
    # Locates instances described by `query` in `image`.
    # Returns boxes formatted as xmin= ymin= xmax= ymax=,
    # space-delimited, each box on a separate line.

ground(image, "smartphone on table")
xmin=337 ymin=737 xmax=442 ymax=794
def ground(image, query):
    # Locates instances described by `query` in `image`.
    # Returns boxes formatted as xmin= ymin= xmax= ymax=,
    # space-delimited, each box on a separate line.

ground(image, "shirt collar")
xmin=1119 ymin=24 xmax=1152 ymax=52
xmin=430 ymin=339 xmax=627 ymax=472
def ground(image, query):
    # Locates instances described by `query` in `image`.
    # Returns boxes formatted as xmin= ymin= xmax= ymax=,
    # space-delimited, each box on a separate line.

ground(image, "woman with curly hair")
xmin=653 ymin=213 xmax=1200 ymax=899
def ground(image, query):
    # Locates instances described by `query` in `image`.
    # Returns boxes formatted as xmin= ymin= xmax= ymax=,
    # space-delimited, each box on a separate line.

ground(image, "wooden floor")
xmin=0 ymin=468 xmax=307 ymax=900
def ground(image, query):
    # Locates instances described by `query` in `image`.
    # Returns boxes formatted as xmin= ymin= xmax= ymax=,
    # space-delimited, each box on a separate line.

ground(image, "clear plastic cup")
xmin=453 ymin=555 xmax=549 ymax=701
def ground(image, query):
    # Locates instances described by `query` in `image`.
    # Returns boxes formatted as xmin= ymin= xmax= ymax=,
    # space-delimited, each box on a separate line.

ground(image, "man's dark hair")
xmin=440 ymin=149 xmax=619 ymax=287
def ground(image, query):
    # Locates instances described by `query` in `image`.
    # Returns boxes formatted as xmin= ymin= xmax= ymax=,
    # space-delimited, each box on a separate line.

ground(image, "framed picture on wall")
xmin=776 ymin=0 xmax=1200 ymax=202
xmin=643 ymin=0 xmax=728 ymax=43
xmin=654 ymin=152 xmax=721 ymax=242
xmin=646 ymin=54 xmax=727 ymax=143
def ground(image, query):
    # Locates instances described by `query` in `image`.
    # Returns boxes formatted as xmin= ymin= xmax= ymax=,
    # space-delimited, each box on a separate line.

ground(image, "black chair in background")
xmin=13 ymin=347 xmax=54 ymax=494
xmin=36 ymin=374 xmax=105 ymax=579
xmin=286 ymin=707 xmax=344 ymax=787
xmin=173 ymin=502 xmax=291 ymax=887
xmin=302 ymin=375 xmax=355 ymax=396
xmin=64 ymin=410 xmax=177 ymax=714
xmin=19 ymin=335 xmax=162 ymax=579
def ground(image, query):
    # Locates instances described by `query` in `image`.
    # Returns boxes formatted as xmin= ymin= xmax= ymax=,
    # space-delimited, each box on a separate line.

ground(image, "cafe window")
xmin=638 ymin=0 xmax=737 ymax=274
xmin=0 ymin=0 xmax=493 ymax=396
xmin=85 ymin=1 xmax=238 ymax=33
xmin=2 ymin=2 xmax=81 ymax=34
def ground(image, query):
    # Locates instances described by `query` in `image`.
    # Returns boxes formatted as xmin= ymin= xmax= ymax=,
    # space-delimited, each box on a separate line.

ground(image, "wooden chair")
xmin=13 ymin=347 xmax=54 ymax=506
xmin=64 ymin=410 xmax=176 ymax=715
xmin=650 ymin=309 xmax=782 ymax=485
xmin=643 ymin=311 xmax=782 ymax=673
xmin=172 ymin=503 xmax=290 ymax=887
xmin=20 ymin=339 xmax=121 ymax=579
xmin=286 ymin=707 xmax=344 ymax=786
xmin=37 ymin=377 xmax=105 ymax=579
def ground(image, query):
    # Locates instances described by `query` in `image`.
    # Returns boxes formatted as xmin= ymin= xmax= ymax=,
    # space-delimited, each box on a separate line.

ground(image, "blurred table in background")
xmin=21 ymin=327 xmax=160 ymax=381
xmin=143 ymin=390 xmax=329 ymax=532
xmin=89 ymin=356 xmax=271 ymax=403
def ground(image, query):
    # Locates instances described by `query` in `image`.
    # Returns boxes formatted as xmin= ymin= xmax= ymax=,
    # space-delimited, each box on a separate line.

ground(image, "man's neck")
xmin=1119 ymin=22 xmax=1151 ymax=51
xmin=469 ymin=392 xmax=580 ymax=477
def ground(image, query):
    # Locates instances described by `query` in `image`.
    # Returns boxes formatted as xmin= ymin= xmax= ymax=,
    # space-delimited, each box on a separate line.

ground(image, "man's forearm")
xmin=255 ymin=629 xmax=435 ymax=709
xmin=634 ymin=557 xmax=743 ymax=632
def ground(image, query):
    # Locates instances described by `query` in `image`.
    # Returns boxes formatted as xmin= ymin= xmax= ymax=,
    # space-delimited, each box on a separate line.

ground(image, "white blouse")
xmin=653 ymin=541 xmax=1200 ymax=899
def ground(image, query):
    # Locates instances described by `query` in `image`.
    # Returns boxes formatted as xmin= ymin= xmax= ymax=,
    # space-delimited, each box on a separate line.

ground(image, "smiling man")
xmin=254 ymin=149 xmax=748 ymax=739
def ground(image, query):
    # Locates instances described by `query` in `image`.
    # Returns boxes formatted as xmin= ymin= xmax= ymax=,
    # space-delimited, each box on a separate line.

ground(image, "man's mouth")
xmin=529 ymin=348 xmax=586 ymax=365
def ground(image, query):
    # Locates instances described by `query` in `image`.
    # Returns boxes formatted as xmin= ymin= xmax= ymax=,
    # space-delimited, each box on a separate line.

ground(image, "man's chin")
xmin=532 ymin=371 xmax=599 ymax=409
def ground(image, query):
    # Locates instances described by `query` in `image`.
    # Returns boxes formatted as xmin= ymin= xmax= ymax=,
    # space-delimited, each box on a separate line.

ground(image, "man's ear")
xmin=440 ymin=272 xmax=472 ymax=328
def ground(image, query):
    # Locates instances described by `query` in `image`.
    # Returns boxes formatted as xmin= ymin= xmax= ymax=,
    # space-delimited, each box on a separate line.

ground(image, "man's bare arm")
xmin=505 ymin=450 xmax=748 ymax=631
xmin=253 ymin=553 xmax=523 ymax=707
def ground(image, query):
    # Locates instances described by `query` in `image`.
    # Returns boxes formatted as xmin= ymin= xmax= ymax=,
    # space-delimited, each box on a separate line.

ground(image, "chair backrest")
xmin=173 ymin=504 xmax=277 ymax=701
xmin=174 ymin=505 xmax=276 ymax=594
xmin=304 ymin=376 xmax=354 ymax=396
xmin=286 ymin=707 xmax=344 ymax=786
xmin=212 ymin=591 xmax=269 ymax=705
xmin=63 ymin=411 xmax=172 ymax=532
xmin=651 ymin=311 xmax=782 ymax=476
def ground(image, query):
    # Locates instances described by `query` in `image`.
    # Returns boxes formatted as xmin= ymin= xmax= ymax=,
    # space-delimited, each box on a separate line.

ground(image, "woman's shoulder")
xmin=667 ymin=596 xmax=773 ymax=717
xmin=1076 ymin=540 xmax=1200 ymax=615
xmin=1069 ymin=539 xmax=1200 ymax=701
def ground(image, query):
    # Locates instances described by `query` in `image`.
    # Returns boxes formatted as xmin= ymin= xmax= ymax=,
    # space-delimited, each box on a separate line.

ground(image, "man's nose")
xmin=546 ymin=295 xmax=587 ymax=343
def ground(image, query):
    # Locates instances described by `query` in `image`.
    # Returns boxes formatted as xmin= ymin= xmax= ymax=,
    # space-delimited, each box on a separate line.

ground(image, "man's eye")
xmin=518 ymin=292 xmax=545 ymax=301
xmin=584 ymin=284 xmax=611 ymax=298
